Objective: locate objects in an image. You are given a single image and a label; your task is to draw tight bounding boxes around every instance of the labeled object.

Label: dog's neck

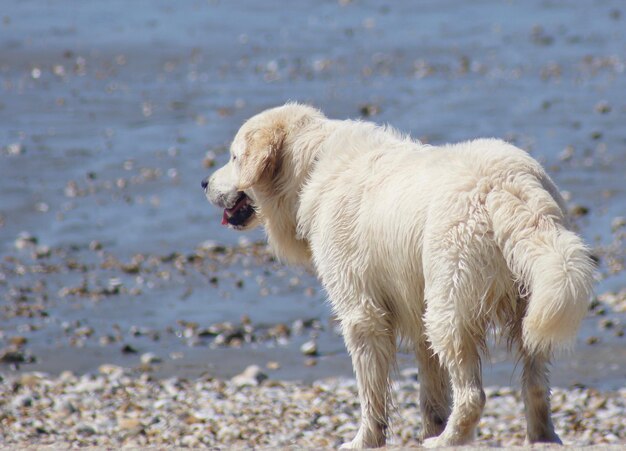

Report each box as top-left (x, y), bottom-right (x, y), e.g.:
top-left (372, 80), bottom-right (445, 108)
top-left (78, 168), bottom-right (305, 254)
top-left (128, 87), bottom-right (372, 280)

top-left (253, 121), bottom-right (335, 268)
top-left (256, 190), bottom-right (313, 267)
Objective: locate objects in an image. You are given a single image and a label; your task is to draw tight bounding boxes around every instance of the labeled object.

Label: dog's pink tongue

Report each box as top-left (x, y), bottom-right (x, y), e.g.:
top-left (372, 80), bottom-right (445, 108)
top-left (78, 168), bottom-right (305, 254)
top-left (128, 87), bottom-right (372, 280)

top-left (222, 210), bottom-right (229, 225)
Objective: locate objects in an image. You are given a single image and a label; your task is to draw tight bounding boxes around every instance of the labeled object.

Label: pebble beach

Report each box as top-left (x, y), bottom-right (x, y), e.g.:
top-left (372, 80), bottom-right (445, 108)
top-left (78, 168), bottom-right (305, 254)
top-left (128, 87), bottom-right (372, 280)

top-left (1, 367), bottom-right (624, 448)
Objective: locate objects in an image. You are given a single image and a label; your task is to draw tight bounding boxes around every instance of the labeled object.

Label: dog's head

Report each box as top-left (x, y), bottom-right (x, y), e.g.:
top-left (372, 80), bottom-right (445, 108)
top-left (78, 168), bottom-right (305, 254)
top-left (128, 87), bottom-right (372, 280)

top-left (202, 103), bottom-right (323, 233)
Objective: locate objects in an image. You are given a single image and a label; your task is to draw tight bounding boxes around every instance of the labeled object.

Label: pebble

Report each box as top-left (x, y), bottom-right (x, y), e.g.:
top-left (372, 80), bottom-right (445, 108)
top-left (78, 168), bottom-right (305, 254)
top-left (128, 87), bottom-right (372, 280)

top-left (140, 352), bottom-right (162, 365)
top-left (121, 344), bottom-right (138, 354)
top-left (359, 103), bottom-right (380, 117)
top-left (89, 240), bottom-right (103, 251)
top-left (570, 204), bottom-right (590, 217)
top-left (118, 417), bottom-right (142, 431)
top-left (6, 142), bottom-right (25, 154)
top-left (266, 361), bottom-right (281, 370)
top-left (300, 340), bottom-right (318, 356)
top-left (18, 372), bottom-right (44, 388)
top-left (9, 336), bottom-right (28, 347)
top-left (594, 100), bottom-right (612, 114)
top-left (0, 349), bottom-right (28, 364)
top-left (231, 365), bottom-right (268, 387)
top-left (98, 364), bottom-right (124, 377)
top-left (304, 357), bottom-right (318, 367)
top-left (33, 245), bottom-right (51, 259)
top-left (75, 423), bottom-right (97, 436)
top-left (14, 232), bottom-right (38, 249)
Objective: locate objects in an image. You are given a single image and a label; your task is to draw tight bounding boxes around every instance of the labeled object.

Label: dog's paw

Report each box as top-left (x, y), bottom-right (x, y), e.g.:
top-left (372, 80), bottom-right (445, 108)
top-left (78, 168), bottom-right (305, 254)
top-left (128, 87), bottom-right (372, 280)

top-left (526, 431), bottom-right (563, 445)
top-left (339, 439), bottom-right (359, 449)
top-left (339, 435), bottom-right (384, 449)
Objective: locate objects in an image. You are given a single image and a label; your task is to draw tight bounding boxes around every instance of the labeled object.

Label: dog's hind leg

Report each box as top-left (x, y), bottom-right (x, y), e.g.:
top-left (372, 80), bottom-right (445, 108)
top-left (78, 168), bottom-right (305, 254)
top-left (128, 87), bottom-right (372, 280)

top-left (416, 346), bottom-right (451, 439)
top-left (339, 311), bottom-right (396, 449)
top-left (421, 215), bottom-right (494, 447)
top-left (521, 350), bottom-right (562, 444)
top-left (421, 337), bottom-right (485, 448)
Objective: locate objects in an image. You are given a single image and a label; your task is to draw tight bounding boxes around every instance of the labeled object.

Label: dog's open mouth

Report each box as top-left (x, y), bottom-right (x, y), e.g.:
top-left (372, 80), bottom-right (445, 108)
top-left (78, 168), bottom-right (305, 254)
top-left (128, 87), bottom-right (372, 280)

top-left (222, 192), bottom-right (255, 228)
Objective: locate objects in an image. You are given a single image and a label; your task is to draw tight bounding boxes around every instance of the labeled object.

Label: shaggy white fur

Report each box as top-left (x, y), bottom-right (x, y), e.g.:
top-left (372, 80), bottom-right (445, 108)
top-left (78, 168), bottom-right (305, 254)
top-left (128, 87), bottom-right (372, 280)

top-left (204, 103), bottom-right (595, 448)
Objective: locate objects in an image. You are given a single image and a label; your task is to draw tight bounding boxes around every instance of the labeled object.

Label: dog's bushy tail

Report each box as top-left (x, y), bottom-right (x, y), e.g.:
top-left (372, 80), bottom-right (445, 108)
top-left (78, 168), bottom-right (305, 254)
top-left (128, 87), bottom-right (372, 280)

top-left (486, 174), bottom-right (594, 354)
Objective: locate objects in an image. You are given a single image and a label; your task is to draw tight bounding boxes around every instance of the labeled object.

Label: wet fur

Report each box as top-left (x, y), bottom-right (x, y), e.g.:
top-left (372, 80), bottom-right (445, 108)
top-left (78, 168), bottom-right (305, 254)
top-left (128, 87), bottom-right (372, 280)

top-left (205, 103), bottom-right (594, 448)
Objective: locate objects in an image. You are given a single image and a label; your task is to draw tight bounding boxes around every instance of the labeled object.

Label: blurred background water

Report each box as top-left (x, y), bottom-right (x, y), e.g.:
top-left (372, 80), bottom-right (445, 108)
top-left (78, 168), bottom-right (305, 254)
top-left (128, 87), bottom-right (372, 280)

top-left (1, 0), bottom-right (624, 388)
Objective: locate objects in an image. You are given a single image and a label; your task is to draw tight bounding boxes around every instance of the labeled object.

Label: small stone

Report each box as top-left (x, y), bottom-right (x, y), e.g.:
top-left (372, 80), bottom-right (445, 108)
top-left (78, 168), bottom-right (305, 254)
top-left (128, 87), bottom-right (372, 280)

top-left (12, 394), bottom-right (33, 408)
top-left (599, 319), bottom-right (615, 330)
top-left (304, 357), bottom-right (318, 367)
top-left (89, 240), bottom-right (103, 251)
top-left (64, 180), bottom-right (80, 198)
top-left (0, 349), bottom-right (26, 363)
top-left (14, 232), bottom-right (37, 249)
top-left (59, 370), bottom-right (76, 382)
top-left (300, 340), bottom-right (318, 356)
top-left (9, 336), bottom-right (28, 348)
top-left (586, 336), bottom-right (600, 345)
top-left (170, 351), bottom-right (184, 360)
top-left (594, 101), bottom-right (612, 114)
top-left (182, 413), bottom-right (201, 425)
top-left (5, 143), bottom-right (24, 155)
top-left (359, 103), bottom-right (380, 117)
top-left (75, 326), bottom-right (94, 337)
top-left (559, 146), bottom-right (574, 162)
top-left (181, 435), bottom-right (200, 447)
top-left (121, 262), bottom-right (141, 274)
top-left (203, 156), bottom-right (216, 168)
top-left (99, 335), bottom-right (116, 346)
top-left (231, 365), bottom-right (268, 387)
top-left (33, 245), bottom-right (51, 258)
top-left (570, 205), bottom-right (590, 218)
top-left (268, 323), bottom-right (291, 338)
top-left (99, 364), bottom-right (124, 377)
top-left (75, 423), bottom-right (97, 436)
top-left (121, 344), bottom-right (138, 354)
top-left (55, 400), bottom-right (77, 416)
top-left (197, 240), bottom-right (226, 253)
top-left (266, 361), bottom-right (281, 370)
top-left (118, 417), bottom-right (142, 431)
top-left (140, 352), bottom-right (162, 365)
top-left (35, 202), bottom-right (49, 212)
top-left (19, 373), bottom-right (43, 388)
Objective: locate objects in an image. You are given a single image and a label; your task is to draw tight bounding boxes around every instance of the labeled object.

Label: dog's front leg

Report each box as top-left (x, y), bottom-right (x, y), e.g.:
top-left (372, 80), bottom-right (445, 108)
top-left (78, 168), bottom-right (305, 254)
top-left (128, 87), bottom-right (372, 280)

top-left (339, 318), bottom-right (396, 449)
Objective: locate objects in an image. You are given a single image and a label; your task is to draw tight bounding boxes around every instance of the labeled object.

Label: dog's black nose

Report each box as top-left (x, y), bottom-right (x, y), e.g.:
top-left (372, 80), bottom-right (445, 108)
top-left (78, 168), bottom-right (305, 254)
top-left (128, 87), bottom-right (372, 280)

top-left (201, 177), bottom-right (209, 190)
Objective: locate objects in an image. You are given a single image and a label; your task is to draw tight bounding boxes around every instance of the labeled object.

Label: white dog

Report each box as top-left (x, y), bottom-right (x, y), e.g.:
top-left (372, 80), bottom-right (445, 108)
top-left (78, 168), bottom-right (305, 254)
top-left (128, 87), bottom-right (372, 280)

top-left (202, 104), bottom-right (594, 448)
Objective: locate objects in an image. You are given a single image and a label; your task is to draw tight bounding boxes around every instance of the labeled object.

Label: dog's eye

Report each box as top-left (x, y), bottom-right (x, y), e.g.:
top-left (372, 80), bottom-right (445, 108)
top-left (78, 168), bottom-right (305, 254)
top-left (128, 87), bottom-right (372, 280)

top-left (231, 155), bottom-right (237, 161)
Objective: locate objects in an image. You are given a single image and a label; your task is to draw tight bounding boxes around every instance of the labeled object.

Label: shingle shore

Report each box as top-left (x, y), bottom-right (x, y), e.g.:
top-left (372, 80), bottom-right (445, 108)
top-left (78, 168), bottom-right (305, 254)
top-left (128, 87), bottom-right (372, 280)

top-left (1, 366), bottom-right (623, 448)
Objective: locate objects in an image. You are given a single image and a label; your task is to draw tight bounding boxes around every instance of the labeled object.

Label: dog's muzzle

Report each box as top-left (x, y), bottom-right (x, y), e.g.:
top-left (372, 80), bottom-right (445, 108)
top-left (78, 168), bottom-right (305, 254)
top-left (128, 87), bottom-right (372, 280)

top-left (202, 176), bottom-right (256, 229)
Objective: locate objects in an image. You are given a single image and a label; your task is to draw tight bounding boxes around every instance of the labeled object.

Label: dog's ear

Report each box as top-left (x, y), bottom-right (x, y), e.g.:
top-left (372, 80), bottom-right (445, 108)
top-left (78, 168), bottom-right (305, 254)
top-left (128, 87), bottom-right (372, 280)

top-left (238, 124), bottom-right (285, 190)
